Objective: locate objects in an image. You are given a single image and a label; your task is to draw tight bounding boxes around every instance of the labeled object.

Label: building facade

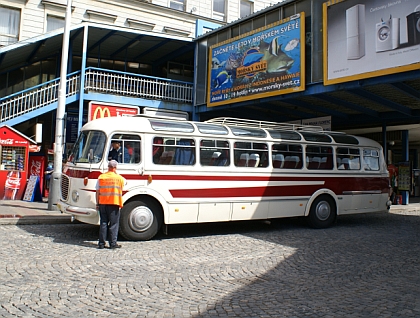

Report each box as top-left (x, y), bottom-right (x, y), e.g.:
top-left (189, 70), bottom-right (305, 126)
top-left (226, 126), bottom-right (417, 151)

top-left (1, 0), bottom-right (275, 47)
top-left (1, 0), bottom-right (420, 205)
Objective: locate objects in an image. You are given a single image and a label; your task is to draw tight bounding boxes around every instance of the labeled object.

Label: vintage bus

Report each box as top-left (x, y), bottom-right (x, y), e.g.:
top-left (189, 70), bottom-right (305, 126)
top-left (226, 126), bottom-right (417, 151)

top-left (57, 115), bottom-right (391, 241)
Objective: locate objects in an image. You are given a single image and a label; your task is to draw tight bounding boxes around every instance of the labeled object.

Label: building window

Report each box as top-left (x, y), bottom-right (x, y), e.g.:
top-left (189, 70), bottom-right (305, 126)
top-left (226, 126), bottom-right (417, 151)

top-left (170, 0), bottom-right (185, 11)
top-left (0, 7), bottom-right (20, 46)
top-left (46, 15), bottom-right (65, 32)
top-left (213, 0), bottom-right (226, 21)
top-left (240, 0), bottom-right (253, 18)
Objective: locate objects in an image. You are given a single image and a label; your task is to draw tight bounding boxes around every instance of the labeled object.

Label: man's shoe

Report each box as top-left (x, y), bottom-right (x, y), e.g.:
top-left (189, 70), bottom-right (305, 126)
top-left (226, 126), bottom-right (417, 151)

top-left (98, 245), bottom-right (105, 249)
top-left (110, 244), bottom-right (122, 249)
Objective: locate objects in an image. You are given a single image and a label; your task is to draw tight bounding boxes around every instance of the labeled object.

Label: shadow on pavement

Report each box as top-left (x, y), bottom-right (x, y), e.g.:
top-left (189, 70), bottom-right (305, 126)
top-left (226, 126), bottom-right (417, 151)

top-left (17, 223), bottom-right (100, 248)
top-left (187, 211), bottom-right (420, 317)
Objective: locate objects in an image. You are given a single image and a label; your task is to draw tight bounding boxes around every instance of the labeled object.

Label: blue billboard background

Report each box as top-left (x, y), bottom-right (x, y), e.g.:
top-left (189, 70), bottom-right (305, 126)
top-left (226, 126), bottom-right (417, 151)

top-left (208, 14), bottom-right (304, 107)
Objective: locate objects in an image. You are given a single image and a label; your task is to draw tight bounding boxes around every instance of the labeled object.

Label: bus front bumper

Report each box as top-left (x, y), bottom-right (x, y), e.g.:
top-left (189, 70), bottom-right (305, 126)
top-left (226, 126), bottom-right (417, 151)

top-left (57, 201), bottom-right (97, 217)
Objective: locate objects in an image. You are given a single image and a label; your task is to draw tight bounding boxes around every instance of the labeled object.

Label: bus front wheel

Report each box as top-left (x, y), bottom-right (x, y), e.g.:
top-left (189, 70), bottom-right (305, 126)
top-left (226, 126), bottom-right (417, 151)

top-left (119, 200), bottom-right (162, 241)
top-left (308, 195), bottom-right (336, 229)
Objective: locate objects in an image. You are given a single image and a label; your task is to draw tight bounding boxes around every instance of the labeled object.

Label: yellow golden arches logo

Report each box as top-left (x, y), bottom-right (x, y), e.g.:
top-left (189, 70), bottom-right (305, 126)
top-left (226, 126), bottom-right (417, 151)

top-left (92, 107), bottom-right (111, 120)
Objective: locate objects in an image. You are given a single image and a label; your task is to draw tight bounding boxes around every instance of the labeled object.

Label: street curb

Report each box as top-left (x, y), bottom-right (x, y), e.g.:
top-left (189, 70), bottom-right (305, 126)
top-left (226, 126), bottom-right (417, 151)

top-left (0, 216), bottom-right (73, 225)
top-left (390, 206), bottom-right (420, 214)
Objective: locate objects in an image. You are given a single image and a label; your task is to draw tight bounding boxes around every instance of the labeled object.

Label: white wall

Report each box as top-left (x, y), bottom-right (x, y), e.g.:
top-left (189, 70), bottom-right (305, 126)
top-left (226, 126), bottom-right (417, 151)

top-left (1, 0), bottom-right (276, 44)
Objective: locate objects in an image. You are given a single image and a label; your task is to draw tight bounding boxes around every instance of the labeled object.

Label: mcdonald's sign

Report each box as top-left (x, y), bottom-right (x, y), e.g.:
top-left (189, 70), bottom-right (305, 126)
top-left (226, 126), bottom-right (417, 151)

top-left (88, 102), bottom-right (139, 122)
top-left (92, 106), bottom-right (111, 120)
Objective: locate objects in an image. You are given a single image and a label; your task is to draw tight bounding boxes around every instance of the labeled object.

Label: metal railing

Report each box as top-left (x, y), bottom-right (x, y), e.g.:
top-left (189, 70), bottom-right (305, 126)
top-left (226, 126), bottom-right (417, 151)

top-left (0, 67), bottom-right (193, 124)
top-left (0, 71), bottom-right (80, 123)
top-left (84, 68), bottom-right (193, 103)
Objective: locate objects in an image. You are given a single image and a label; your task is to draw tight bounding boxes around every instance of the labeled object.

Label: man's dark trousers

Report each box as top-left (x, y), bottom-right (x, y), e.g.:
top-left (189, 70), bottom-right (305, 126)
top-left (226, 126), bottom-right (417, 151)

top-left (99, 204), bottom-right (120, 247)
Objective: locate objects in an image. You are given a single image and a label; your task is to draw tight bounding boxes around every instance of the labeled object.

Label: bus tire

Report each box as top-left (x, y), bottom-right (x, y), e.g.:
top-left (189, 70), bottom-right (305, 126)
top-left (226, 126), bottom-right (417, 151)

top-left (119, 200), bottom-right (162, 241)
top-left (308, 195), bottom-right (336, 229)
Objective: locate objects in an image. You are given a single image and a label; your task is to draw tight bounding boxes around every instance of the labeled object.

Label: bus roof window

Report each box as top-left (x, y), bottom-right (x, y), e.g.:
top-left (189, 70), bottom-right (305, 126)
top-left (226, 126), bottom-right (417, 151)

top-left (149, 119), bottom-right (194, 133)
top-left (329, 134), bottom-right (359, 145)
top-left (230, 127), bottom-right (266, 138)
top-left (268, 130), bottom-right (301, 141)
top-left (196, 123), bottom-right (228, 135)
top-left (301, 132), bottom-right (332, 143)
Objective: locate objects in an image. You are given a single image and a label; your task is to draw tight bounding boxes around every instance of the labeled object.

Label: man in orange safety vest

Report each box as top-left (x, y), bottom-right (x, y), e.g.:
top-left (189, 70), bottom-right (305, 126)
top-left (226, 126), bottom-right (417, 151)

top-left (96, 159), bottom-right (126, 249)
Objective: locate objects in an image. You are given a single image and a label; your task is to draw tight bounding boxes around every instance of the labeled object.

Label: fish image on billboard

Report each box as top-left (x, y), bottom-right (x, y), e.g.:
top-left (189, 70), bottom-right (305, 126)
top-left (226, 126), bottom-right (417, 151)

top-left (284, 38), bottom-right (300, 51)
top-left (213, 71), bottom-right (232, 88)
top-left (259, 37), bottom-right (294, 74)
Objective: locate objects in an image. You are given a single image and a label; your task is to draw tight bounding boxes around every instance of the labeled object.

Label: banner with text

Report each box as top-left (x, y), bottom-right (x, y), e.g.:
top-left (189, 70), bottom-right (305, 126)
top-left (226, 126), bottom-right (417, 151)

top-left (207, 13), bottom-right (305, 107)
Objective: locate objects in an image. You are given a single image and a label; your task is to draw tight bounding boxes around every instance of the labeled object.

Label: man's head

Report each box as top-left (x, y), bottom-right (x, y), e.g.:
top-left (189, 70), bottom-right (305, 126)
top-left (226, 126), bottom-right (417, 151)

top-left (111, 140), bottom-right (121, 150)
top-left (108, 160), bottom-right (118, 171)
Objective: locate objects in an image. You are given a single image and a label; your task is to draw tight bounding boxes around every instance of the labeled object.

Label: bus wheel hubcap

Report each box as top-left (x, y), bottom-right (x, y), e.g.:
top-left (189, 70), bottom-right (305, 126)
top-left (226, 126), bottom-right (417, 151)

top-left (129, 206), bottom-right (154, 232)
top-left (316, 202), bottom-right (330, 221)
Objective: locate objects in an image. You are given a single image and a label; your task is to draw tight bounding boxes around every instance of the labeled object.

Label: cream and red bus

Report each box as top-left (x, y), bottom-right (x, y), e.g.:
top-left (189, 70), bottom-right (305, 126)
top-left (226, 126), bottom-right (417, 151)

top-left (57, 115), bottom-right (391, 241)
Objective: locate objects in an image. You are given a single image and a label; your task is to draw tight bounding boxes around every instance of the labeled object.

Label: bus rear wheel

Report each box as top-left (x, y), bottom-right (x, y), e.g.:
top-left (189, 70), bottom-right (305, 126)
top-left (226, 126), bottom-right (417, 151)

top-left (308, 195), bottom-right (336, 229)
top-left (119, 200), bottom-right (162, 241)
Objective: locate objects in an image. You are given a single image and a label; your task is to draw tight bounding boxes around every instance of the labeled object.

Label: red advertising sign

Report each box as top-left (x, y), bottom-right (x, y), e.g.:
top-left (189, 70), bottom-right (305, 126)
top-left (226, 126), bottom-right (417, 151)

top-left (0, 138), bottom-right (28, 146)
top-left (29, 155), bottom-right (46, 196)
top-left (88, 102), bottom-right (139, 122)
top-left (0, 126), bottom-right (35, 200)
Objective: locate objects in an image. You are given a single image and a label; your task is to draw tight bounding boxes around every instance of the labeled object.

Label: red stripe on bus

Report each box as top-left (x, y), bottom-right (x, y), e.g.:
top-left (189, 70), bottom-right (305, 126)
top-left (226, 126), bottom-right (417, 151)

top-left (169, 178), bottom-right (389, 198)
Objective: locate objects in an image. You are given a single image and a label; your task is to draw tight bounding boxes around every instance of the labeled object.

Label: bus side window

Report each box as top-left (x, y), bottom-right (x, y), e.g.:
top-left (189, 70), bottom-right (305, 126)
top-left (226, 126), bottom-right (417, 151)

top-left (129, 143), bottom-right (141, 164)
top-left (109, 134), bottom-right (140, 164)
top-left (363, 149), bottom-right (380, 171)
top-left (234, 141), bottom-right (251, 167)
top-left (199, 139), bottom-right (215, 166)
top-left (337, 147), bottom-right (360, 170)
top-left (253, 143), bottom-right (268, 167)
top-left (306, 146), bottom-right (333, 170)
top-left (282, 144), bottom-right (303, 169)
top-left (272, 143), bottom-right (286, 169)
top-left (173, 138), bottom-right (195, 165)
top-left (153, 137), bottom-right (164, 164)
top-left (216, 149), bottom-right (229, 166)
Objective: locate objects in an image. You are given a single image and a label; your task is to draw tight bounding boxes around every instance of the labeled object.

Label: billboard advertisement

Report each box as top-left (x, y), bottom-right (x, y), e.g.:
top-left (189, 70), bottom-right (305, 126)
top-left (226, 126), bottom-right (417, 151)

top-left (207, 13), bottom-right (305, 107)
top-left (324, 0), bottom-right (420, 85)
top-left (88, 102), bottom-right (139, 122)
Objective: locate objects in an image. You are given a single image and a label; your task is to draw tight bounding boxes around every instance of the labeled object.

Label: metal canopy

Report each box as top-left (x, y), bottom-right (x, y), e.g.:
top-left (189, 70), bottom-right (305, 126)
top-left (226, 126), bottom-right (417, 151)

top-left (197, 69), bottom-right (420, 143)
top-left (0, 23), bottom-right (195, 73)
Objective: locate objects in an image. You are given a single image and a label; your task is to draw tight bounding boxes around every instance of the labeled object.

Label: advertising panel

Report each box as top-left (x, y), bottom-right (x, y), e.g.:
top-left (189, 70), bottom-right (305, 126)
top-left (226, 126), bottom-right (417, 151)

top-left (324, 0), bottom-right (420, 85)
top-left (28, 155), bottom-right (45, 199)
top-left (207, 13), bottom-right (305, 107)
top-left (0, 126), bottom-right (35, 200)
top-left (88, 102), bottom-right (139, 122)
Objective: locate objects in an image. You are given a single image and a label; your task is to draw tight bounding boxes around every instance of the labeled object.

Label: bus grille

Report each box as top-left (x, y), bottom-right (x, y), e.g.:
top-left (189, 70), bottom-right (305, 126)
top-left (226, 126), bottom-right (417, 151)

top-left (61, 174), bottom-right (70, 201)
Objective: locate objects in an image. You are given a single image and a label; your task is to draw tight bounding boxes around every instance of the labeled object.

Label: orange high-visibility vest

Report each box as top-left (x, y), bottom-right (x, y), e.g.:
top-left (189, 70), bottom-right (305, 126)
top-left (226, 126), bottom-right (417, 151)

top-left (98, 171), bottom-right (125, 207)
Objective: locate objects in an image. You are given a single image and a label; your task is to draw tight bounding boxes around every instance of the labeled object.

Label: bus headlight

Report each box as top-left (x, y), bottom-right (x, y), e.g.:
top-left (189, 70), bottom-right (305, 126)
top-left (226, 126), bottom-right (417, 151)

top-left (72, 190), bottom-right (79, 202)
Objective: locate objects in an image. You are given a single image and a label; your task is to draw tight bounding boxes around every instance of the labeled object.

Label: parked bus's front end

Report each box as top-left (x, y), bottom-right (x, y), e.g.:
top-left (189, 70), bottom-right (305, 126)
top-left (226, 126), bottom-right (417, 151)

top-left (57, 128), bottom-right (108, 225)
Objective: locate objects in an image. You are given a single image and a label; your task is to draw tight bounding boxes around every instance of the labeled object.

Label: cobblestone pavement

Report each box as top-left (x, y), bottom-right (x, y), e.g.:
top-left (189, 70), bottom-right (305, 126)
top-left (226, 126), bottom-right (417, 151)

top-left (0, 210), bottom-right (419, 318)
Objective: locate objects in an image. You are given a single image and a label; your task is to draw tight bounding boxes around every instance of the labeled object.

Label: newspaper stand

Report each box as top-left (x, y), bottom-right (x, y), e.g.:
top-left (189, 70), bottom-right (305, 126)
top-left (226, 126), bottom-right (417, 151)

top-left (0, 125), bottom-right (37, 200)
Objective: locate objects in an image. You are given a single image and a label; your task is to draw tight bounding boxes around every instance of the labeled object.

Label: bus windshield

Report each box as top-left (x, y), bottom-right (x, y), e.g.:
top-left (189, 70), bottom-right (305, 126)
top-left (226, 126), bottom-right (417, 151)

top-left (72, 130), bottom-right (106, 164)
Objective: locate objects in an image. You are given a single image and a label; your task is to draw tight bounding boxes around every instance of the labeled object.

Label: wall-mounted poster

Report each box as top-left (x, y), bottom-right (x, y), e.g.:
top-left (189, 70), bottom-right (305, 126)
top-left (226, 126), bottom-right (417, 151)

top-left (398, 161), bottom-right (411, 191)
top-left (323, 0), bottom-right (420, 85)
top-left (207, 13), bottom-right (305, 107)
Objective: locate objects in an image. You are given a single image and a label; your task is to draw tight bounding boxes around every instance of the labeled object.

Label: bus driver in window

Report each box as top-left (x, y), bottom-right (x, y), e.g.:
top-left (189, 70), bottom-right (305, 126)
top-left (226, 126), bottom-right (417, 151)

top-left (108, 140), bottom-right (130, 163)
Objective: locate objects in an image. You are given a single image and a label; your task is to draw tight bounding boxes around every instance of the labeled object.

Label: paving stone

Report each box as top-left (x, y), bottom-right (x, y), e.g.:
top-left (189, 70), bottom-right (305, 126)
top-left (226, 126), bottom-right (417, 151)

top-left (0, 211), bottom-right (419, 317)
